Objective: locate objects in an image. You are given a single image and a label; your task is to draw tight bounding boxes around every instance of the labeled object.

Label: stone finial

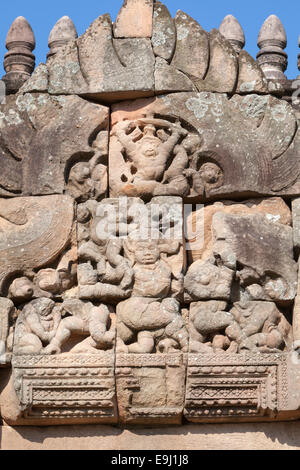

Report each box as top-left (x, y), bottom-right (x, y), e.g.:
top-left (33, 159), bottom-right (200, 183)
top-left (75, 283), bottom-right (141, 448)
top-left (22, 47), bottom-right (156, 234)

top-left (219, 15), bottom-right (245, 53)
top-left (47, 16), bottom-right (78, 59)
top-left (256, 15), bottom-right (287, 81)
top-left (3, 16), bottom-right (36, 93)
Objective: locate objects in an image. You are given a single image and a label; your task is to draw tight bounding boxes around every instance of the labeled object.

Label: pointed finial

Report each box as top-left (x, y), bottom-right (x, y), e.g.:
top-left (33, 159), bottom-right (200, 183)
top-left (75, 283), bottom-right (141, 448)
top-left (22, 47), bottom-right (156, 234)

top-left (3, 16), bottom-right (36, 93)
top-left (219, 15), bottom-right (245, 53)
top-left (47, 16), bottom-right (78, 59)
top-left (256, 15), bottom-right (287, 81)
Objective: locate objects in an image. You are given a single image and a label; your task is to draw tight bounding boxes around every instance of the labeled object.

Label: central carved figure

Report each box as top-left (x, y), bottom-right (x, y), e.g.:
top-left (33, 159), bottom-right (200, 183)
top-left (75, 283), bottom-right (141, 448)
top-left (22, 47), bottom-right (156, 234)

top-left (111, 117), bottom-right (198, 198)
top-left (116, 235), bottom-right (188, 354)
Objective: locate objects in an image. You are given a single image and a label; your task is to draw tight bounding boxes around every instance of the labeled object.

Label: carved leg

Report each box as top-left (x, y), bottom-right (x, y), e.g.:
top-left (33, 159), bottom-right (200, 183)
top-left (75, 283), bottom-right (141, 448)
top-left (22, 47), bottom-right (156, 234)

top-left (79, 283), bottom-right (129, 301)
top-left (14, 333), bottom-right (43, 355)
top-left (117, 320), bottom-right (135, 353)
top-left (43, 317), bottom-right (86, 354)
top-left (165, 315), bottom-right (189, 352)
top-left (89, 306), bottom-right (115, 349)
top-left (128, 331), bottom-right (155, 354)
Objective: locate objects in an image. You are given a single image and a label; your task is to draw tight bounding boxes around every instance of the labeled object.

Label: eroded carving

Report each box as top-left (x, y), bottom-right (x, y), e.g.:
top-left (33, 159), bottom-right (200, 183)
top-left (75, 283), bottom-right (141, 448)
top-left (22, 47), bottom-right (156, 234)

top-left (1, 0), bottom-right (300, 429)
top-left (189, 301), bottom-right (292, 354)
top-left (110, 117), bottom-right (198, 199)
top-left (0, 297), bottom-right (15, 365)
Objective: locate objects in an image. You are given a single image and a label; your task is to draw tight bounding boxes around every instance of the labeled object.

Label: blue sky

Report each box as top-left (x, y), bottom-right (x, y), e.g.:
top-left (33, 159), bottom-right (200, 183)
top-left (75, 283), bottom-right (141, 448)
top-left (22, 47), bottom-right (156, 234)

top-left (0, 0), bottom-right (299, 78)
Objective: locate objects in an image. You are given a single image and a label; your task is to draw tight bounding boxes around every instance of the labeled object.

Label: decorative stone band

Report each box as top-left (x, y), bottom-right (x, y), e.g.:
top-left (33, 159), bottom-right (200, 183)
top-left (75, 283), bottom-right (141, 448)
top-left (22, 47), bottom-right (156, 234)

top-left (12, 353), bottom-right (117, 425)
top-left (185, 353), bottom-right (289, 422)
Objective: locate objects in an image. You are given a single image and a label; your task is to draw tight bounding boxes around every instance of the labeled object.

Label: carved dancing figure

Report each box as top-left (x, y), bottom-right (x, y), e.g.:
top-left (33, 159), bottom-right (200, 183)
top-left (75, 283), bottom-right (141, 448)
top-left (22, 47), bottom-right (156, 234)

top-left (113, 118), bottom-right (190, 197)
top-left (116, 236), bottom-right (188, 353)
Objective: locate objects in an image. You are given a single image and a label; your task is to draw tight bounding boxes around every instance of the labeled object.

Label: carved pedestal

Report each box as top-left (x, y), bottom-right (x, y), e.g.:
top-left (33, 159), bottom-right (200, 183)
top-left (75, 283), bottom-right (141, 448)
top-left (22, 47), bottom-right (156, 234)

top-left (12, 353), bottom-right (117, 425)
top-left (184, 353), bottom-right (288, 422)
top-left (116, 353), bottom-right (186, 425)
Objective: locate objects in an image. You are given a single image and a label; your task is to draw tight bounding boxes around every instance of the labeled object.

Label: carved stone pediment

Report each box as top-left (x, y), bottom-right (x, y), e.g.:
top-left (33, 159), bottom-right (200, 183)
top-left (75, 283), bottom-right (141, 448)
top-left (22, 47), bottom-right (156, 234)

top-left (2, 0), bottom-right (300, 432)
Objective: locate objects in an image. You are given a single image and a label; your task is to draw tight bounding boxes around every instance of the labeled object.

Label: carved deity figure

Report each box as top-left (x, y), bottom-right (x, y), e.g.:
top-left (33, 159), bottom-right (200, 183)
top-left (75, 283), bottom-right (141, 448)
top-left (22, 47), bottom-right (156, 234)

top-left (77, 200), bottom-right (135, 302)
top-left (43, 299), bottom-right (115, 355)
top-left (112, 117), bottom-right (202, 198)
top-left (67, 130), bottom-right (108, 202)
top-left (14, 297), bottom-right (115, 355)
top-left (7, 247), bottom-right (77, 304)
top-left (185, 161), bottom-right (224, 196)
top-left (14, 298), bottom-right (61, 355)
top-left (189, 300), bottom-right (292, 353)
top-left (226, 301), bottom-right (292, 352)
top-left (116, 235), bottom-right (188, 354)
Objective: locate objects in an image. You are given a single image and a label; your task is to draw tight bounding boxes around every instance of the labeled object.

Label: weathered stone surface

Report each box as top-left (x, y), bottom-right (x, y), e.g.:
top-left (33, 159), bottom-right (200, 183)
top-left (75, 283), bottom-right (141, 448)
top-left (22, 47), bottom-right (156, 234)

top-left (0, 94), bottom-right (34, 196)
top-left (116, 353), bottom-right (186, 425)
top-left (19, 63), bottom-right (49, 93)
top-left (199, 29), bottom-right (238, 93)
top-left (113, 0), bottom-right (153, 38)
top-left (189, 301), bottom-right (292, 354)
top-left (18, 7), bottom-right (271, 99)
top-left (2, 0), bottom-right (300, 433)
top-left (110, 94), bottom-right (300, 199)
top-left (113, 38), bottom-right (155, 94)
top-left (76, 196), bottom-right (188, 354)
top-left (152, 2), bottom-right (176, 62)
top-left (0, 298), bottom-right (15, 365)
top-left (109, 107), bottom-right (195, 198)
top-left (186, 198), bottom-right (292, 264)
top-left (46, 14), bottom-right (155, 100)
top-left (292, 198), bottom-right (300, 253)
top-left (185, 353), bottom-right (291, 422)
top-left (236, 50), bottom-right (268, 94)
top-left (185, 259), bottom-right (234, 302)
top-left (0, 93), bottom-right (109, 196)
top-left (47, 39), bottom-right (86, 95)
top-left (257, 15), bottom-right (288, 82)
top-left (171, 11), bottom-right (209, 82)
top-left (293, 258), bottom-right (300, 345)
top-left (212, 212), bottom-right (298, 304)
top-left (13, 299), bottom-right (115, 356)
top-left (7, 353), bottom-right (118, 425)
top-left (155, 57), bottom-right (196, 93)
top-left (0, 196), bottom-right (75, 295)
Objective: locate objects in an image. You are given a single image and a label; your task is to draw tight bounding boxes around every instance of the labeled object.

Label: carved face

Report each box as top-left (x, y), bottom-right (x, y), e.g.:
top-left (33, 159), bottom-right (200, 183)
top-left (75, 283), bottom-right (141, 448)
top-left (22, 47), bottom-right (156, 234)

top-left (9, 277), bottom-right (34, 302)
top-left (133, 240), bottom-right (161, 265)
top-left (35, 269), bottom-right (61, 294)
top-left (183, 134), bottom-right (202, 154)
top-left (69, 163), bottom-right (91, 184)
top-left (140, 138), bottom-right (159, 158)
top-left (199, 163), bottom-right (222, 185)
top-left (36, 298), bottom-right (55, 317)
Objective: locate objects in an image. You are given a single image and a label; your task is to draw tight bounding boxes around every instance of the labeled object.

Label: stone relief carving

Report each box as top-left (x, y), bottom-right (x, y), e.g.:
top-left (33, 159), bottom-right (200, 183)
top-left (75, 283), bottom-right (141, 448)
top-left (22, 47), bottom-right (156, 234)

top-left (1, 0), bottom-right (300, 427)
top-left (13, 298), bottom-right (115, 356)
top-left (0, 298), bottom-right (15, 365)
top-left (110, 116), bottom-right (196, 198)
top-left (189, 301), bottom-right (292, 354)
top-left (110, 93), bottom-right (300, 200)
